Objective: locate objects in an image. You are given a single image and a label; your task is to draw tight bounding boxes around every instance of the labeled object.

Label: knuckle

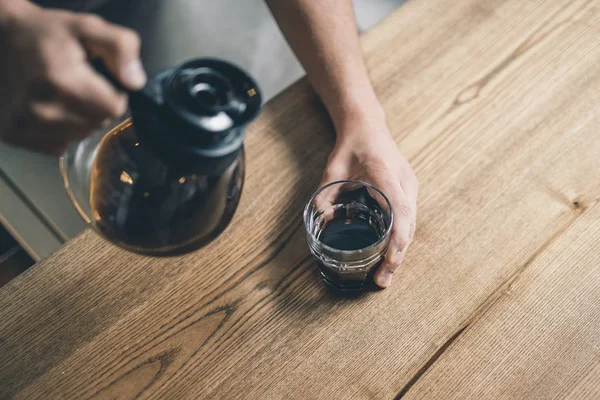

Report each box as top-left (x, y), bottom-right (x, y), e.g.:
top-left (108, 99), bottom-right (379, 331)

top-left (383, 263), bottom-right (397, 274)
top-left (395, 204), bottom-right (413, 217)
top-left (323, 164), bottom-right (346, 181)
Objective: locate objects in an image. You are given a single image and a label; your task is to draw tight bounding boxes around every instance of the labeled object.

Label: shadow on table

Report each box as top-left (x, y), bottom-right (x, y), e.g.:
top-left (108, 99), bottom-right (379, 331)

top-left (251, 82), bottom-right (385, 314)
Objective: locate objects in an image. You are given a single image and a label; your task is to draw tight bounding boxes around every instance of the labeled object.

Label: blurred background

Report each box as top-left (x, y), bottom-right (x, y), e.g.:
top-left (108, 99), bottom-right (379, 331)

top-left (0, 0), bottom-right (405, 283)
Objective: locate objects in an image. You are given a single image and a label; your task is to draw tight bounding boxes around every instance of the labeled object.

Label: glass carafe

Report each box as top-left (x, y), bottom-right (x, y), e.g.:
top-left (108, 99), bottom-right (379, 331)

top-left (60, 59), bottom-right (262, 256)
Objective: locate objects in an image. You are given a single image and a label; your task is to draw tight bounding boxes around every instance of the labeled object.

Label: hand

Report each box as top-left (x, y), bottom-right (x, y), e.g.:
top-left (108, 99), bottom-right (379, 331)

top-left (320, 115), bottom-right (418, 288)
top-left (0, 0), bottom-right (146, 154)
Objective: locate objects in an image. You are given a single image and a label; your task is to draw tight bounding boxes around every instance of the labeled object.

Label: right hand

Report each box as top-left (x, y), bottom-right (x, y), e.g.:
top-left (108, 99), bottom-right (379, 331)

top-left (319, 112), bottom-right (418, 289)
top-left (0, 0), bottom-right (146, 154)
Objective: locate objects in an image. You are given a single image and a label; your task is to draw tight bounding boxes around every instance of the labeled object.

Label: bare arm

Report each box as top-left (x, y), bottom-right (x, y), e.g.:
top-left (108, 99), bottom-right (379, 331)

top-left (267, 0), bottom-right (418, 288)
top-left (265, 0), bottom-right (383, 132)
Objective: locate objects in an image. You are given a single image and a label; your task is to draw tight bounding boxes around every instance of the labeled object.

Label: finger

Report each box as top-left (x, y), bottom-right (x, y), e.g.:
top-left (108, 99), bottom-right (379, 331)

top-left (374, 183), bottom-right (413, 288)
top-left (374, 246), bottom-right (407, 288)
top-left (313, 166), bottom-right (346, 221)
top-left (71, 14), bottom-right (146, 90)
top-left (54, 64), bottom-right (128, 120)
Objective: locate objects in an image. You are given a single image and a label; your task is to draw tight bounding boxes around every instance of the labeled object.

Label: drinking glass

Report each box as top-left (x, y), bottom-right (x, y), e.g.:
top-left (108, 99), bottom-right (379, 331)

top-left (303, 180), bottom-right (393, 294)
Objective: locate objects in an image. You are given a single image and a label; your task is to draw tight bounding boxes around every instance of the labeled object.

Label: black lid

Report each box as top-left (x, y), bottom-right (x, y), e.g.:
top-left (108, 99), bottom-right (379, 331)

top-left (129, 58), bottom-right (262, 163)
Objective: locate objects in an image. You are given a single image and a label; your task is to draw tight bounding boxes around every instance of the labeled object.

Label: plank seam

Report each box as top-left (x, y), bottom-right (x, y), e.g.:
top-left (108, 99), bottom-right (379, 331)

top-left (394, 200), bottom-right (596, 399)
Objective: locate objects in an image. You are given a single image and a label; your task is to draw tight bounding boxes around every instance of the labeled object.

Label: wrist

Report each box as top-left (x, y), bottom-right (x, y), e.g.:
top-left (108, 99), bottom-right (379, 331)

top-left (330, 96), bottom-right (388, 142)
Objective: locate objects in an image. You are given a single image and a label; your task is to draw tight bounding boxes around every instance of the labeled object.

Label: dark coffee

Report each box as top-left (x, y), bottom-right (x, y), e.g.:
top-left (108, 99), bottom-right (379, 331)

top-left (319, 217), bottom-right (381, 251)
top-left (315, 189), bottom-right (387, 293)
top-left (89, 123), bottom-right (244, 256)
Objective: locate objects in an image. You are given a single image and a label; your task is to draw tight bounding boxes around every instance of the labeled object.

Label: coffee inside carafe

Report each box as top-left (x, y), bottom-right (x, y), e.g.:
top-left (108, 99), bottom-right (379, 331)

top-left (89, 120), bottom-right (245, 255)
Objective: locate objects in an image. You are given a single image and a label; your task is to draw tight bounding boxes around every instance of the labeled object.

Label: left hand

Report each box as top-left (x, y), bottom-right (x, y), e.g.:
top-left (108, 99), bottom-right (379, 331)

top-left (0, 2), bottom-right (146, 154)
top-left (320, 116), bottom-right (418, 288)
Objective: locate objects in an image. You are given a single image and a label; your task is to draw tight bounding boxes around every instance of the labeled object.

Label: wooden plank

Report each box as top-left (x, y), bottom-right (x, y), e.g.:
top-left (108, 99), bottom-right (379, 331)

top-left (565, 364), bottom-right (600, 400)
top-left (403, 203), bottom-right (600, 399)
top-left (401, 110), bottom-right (600, 399)
top-left (1, 0), bottom-right (599, 398)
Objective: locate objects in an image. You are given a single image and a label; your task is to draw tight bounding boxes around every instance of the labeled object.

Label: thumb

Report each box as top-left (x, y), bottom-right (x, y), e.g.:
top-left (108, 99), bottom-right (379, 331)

top-left (71, 14), bottom-right (147, 90)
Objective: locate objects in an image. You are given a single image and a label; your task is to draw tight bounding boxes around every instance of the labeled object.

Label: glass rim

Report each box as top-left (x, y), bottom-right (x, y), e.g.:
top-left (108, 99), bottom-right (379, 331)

top-left (303, 179), bottom-right (394, 255)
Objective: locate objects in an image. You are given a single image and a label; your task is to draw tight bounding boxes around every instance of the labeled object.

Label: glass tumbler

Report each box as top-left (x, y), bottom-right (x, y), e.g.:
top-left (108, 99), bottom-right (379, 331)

top-left (303, 180), bottom-right (393, 294)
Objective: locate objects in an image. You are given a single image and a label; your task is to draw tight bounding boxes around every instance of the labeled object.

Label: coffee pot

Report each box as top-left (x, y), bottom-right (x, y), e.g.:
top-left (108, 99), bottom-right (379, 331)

top-left (60, 58), bottom-right (262, 256)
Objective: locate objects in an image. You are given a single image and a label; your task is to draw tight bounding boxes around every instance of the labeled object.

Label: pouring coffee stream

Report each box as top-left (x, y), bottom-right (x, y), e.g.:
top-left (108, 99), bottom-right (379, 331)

top-left (60, 58), bottom-right (262, 256)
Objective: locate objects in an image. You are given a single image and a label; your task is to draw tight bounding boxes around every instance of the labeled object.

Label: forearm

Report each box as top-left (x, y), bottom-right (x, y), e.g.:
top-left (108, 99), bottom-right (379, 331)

top-left (266, 0), bottom-right (384, 134)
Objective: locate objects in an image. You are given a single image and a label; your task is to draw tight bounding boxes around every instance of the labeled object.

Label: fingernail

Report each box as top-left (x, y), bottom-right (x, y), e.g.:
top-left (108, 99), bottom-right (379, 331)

top-left (122, 60), bottom-right (147, 89)
top-left (375, 266), bottom-right (394, 288)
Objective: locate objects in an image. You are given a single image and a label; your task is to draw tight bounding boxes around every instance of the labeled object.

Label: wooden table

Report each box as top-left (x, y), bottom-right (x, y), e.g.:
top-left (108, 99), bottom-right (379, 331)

top-left (2, 0), bottom-right (600, 398)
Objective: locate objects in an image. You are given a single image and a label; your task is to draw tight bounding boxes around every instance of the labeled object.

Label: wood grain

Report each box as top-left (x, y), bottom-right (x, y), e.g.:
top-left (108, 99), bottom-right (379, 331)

top-left (404, 199), bottom-right (600, 399)
top-left (402, 112), bottom-right (600, 399)
top-left (1, 0), bottom-right (600, 398)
